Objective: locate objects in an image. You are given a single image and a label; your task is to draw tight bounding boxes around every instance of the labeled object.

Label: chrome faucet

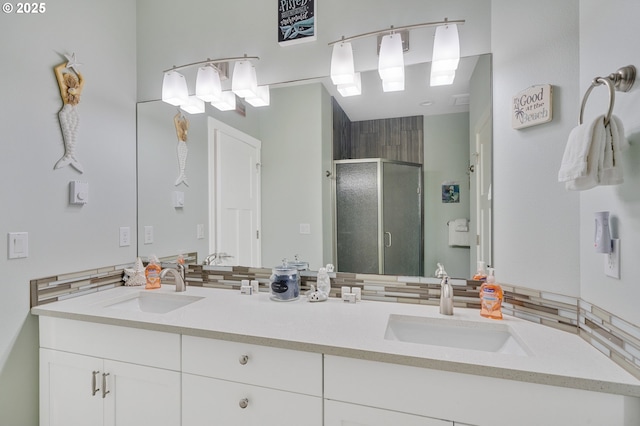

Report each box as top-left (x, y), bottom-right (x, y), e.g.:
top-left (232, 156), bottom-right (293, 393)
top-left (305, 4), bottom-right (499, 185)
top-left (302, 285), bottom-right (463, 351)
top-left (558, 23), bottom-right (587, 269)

top-left (160, 263), bottom-right (186, 292)
top-left (203, 252), bottom-right (233, 265)
top-left (439, 275), bottom-right (454, 316)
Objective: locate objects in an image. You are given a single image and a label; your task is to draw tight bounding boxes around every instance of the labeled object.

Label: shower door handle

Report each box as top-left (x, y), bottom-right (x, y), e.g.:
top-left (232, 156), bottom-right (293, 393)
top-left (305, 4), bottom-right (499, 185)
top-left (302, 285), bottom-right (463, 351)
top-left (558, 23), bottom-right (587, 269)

top-left (384, 232), bottom-right (392, 248)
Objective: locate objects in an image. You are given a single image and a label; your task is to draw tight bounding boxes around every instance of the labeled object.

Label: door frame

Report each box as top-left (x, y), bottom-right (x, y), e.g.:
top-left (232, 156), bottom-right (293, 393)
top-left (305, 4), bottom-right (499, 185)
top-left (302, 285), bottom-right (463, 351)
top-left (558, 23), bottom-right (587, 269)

top-left (207, 117), bottom-right (262, 267)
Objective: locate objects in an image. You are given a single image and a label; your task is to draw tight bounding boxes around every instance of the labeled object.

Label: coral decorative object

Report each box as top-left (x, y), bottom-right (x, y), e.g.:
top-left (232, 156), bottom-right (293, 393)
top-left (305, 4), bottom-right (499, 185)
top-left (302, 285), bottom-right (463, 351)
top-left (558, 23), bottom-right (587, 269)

top-left (174, 112), bottom-right (189, 186)
top-left (124, 257), bottom-right (146, 286)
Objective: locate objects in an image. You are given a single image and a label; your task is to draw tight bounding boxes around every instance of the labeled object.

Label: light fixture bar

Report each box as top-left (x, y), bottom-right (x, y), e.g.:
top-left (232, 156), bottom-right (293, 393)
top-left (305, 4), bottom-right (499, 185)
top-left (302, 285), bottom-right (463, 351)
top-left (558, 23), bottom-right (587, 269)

top-left (162, 55), bottom-right (259, 74)
top-left (327, 18), bottom-right (465, 46)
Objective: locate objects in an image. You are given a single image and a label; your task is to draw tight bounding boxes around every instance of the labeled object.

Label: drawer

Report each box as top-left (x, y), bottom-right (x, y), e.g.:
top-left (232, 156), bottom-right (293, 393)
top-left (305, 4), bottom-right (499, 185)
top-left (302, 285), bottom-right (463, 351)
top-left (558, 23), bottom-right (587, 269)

top-left (182, 373), bottom-right (322, 426)
top-left (325, 400), bottom-right (452, 426)
top-left (38, 316), bottom-right (180, 370)
top-left (182, 335), bottom-right (322, 396)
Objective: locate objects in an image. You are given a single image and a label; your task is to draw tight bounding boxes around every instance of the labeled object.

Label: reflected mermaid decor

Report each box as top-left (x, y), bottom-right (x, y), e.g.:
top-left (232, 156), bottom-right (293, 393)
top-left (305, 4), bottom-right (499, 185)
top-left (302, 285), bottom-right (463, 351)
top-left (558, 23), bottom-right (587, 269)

top-left (173, 112), bottom-right (189, 186)
top-left (54, 53), bottom-right (84, 173)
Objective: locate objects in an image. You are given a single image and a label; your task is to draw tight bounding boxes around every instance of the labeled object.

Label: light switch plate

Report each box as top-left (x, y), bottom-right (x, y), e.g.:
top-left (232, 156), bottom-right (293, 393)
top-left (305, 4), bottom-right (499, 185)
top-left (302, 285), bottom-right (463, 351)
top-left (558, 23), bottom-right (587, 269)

top-left (605, 239), bottom-right (620, 279)
top-left (8, 232), bottom-right (28, 259)
top-left (299, 223), bottom-right (311, 234)
top-left (119, 227), bottom-right (131, 247)
top-left (197, 224), bottom-right (205, 239)
top-left (144, 226), bottom-right (154, 244)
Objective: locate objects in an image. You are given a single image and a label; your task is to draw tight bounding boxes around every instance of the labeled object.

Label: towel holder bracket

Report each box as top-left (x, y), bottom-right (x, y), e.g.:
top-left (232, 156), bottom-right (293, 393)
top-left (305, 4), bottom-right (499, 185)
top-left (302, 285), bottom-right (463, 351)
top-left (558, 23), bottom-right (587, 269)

top-left (579, 65), bottom-right (636, 126)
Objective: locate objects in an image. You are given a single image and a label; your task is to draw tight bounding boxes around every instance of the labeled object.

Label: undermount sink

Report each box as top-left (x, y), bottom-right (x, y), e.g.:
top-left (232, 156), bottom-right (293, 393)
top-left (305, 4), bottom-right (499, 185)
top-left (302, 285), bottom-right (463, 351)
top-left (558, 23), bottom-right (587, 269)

top-left (384, 314), bottom-right (531, 356)
top-left (104, 292), bottom-right (204, 314)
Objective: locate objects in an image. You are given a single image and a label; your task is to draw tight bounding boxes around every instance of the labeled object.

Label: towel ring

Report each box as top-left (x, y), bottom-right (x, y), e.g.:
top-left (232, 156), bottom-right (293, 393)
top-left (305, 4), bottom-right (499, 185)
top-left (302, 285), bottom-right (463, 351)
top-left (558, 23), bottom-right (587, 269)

top-left (579, 65), bottom-right (636, 126)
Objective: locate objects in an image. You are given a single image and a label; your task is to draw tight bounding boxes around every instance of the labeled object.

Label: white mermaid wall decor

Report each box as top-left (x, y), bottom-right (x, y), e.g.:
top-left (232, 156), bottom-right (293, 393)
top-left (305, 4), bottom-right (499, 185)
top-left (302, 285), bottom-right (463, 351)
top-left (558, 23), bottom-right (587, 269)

top-left (173, 112), bottom-right (189, 186)
top-left (54, 53), bottom-right (85, 173)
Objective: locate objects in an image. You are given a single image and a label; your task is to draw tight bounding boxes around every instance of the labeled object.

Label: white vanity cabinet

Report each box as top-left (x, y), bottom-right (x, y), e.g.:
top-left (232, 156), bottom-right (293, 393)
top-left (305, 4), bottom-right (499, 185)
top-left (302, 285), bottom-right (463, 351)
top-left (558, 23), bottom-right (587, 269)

top-left (325, 400), bottom-right (453, 425)
top-left (182, 335), bottom-right (323, 426)
top-left (325, 355), bottom-right (638, 426)
top-left (38, 317), bottom-right (181, 426)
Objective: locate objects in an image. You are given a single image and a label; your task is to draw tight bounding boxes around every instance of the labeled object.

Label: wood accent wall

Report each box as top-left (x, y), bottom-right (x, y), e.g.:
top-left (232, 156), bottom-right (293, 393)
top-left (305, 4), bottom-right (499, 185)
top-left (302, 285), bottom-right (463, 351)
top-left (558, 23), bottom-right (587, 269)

top-left (332, 98), bottom-right (424, 164)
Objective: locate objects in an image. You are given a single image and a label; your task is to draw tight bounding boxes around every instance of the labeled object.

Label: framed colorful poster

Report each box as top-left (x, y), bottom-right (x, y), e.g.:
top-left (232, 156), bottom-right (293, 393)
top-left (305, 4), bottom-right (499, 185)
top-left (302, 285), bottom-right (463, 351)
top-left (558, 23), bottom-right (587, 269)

top-left (278, 0), bottom-right (317, 46)
top-left (442, 183), bottom-right (460, 203)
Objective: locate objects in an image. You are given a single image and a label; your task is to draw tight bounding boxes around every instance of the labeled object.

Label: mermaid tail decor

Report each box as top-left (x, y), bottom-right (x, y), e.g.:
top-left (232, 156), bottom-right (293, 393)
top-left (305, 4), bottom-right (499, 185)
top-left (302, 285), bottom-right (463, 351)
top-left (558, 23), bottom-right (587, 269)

top-left (55, 103), bottom-right (84, 173)
top-left (175, 140), bottom-right (189, 186)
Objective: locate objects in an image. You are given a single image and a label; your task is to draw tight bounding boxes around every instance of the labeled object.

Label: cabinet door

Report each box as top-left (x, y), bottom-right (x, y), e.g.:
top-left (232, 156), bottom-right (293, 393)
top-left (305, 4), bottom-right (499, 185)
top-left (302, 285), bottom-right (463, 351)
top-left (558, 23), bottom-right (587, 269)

top-left (325, 400), bottom-right (452, 426)
top-left (103, 360), bottom-right (180, 426)
top-left (40, 348), bottom-right (103, 426)
top-left (183, 373), bottom-right (322, 426)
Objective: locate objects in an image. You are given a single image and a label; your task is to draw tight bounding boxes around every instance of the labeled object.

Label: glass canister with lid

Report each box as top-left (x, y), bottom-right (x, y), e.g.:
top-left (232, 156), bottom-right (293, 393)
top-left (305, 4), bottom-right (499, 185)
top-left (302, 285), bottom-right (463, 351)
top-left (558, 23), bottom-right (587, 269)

top-left (269, 262), bottom-right (300, 301)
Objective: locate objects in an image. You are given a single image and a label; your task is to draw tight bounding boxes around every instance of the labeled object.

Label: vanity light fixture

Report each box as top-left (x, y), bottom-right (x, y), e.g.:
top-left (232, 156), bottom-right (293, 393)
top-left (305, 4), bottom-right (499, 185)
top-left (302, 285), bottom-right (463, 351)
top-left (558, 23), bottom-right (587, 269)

top-left (328, 18), bottom-right (464, 95)
top-left (162, 71), bottom-right (189, 106)
top-left (378, 33), bottom-right (405, 92)
top-left (330, 40), bottom-right (355, 85)
top-left (430, 21), bottom-right (460, 86)
top-left (162, 55), bottom-right (266, 113)
top-left (195, 65), bottom-right (222, 102)
top-left (232, 60), bottom-right (259, 99)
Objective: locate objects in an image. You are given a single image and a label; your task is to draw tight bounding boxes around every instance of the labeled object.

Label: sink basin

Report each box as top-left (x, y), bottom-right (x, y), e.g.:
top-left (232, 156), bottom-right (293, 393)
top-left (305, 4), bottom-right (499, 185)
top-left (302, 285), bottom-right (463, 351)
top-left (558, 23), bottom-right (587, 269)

top-left (104, 292), bottom-right (204, 314)
top-left (384, 314), bottom-right (530, 356)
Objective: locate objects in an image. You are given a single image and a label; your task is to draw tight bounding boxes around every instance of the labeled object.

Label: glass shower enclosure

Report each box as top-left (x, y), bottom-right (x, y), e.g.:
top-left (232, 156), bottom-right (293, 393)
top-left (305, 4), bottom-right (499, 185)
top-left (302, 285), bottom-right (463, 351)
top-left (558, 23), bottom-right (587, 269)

top-left (334, 159), bottom-right (423, 276)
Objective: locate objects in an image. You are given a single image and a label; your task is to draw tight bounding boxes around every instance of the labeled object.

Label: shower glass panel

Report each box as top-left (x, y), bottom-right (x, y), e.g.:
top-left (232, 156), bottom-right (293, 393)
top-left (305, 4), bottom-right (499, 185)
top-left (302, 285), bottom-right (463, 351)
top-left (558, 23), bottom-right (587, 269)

top-left (383, 162), bottom-right (422, 276)
top-left (335, 161), bottom-right (379, 274)
top-left (335, 159), bottom-right (423, 275)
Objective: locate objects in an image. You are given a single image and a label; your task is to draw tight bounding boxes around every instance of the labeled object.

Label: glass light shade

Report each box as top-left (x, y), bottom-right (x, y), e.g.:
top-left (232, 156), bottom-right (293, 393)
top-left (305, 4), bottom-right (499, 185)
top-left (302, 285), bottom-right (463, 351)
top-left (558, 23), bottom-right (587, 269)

top-left (180, 96), bottom-right (205, 114)
top-left (432, 24), bottom-right (460, 72)
top-left (382, 76), bottom-right (405, 92)
top-left (232, 61), bottom-right (258, 99)
top-left (337, 72), bottom-right (362, 97)
top-left (196, 66), bottom-right (222, 102)
top-left (211, 91), bottom-right (236, 111)
top-left (430, 69), bottom-right (456, 86)
top-left (246, 85), bottom-right (270, 107)
top-left (330, 42), bottom-right (355, 85)
top-left (162, 71), bottom-right (189, 106)
top-left (378, 33), bottom-right (404, 82)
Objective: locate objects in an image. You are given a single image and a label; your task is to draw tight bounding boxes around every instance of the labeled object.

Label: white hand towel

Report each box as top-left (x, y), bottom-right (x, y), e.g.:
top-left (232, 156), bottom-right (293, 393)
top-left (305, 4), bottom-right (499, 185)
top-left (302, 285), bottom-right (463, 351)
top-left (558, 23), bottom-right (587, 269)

top-left (454, 218), bottom-right (469, 232)
top-left (559, 115), bottom-right (607, 191)
top-left (448, 219), bottom-right (470, 247)
top-left (600, 115), bottom-right (628, 185)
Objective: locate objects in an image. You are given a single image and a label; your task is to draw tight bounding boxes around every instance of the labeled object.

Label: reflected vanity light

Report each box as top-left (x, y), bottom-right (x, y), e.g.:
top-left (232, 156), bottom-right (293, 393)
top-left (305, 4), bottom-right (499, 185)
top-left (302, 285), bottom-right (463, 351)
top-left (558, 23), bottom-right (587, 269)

top-left (211, 91), bottom-right (236, 111)
top-left (246, 85), bottom-right (271, 107)
top-left (337, 72), bottom-right (361, 97)
top-left (379, 33), bottom-right (405, 92)
top-left (180, 95), bottom-right (205, 114)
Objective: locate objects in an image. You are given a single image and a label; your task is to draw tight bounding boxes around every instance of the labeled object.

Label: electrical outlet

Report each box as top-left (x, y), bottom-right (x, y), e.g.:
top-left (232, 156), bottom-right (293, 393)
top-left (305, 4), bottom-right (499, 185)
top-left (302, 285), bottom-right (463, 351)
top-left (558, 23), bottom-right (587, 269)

top-left (119, 227), bottom-right (131, 247)
top-left (605, 239), bottom-right (620, 279)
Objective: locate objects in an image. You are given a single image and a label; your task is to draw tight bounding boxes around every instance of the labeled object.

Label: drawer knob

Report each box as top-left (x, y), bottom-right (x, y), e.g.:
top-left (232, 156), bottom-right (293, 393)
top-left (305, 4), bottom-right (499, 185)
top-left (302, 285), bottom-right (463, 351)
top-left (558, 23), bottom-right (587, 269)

top-left (239, 354), bottom-right (249, 365)
top-left (239, 398), bottom-right (249, 409)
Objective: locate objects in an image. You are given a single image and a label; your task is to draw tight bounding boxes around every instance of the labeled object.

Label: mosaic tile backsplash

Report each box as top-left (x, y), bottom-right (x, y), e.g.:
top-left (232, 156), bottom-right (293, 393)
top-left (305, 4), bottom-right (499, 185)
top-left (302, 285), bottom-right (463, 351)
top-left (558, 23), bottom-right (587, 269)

top-left (30, 262), bottom-right (640, 380)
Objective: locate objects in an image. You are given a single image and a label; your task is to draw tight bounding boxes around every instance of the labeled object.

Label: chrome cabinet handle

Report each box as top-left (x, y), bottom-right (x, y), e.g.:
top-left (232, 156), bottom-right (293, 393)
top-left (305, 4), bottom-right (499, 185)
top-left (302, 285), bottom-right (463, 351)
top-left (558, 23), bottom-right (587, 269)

top-left (384, 231), bottom-right (392, 248)
top-left (239, 398), bottom-right (249, 409)
top-left (92, 371), bottom-right (100, 396)
top-left (238, 355), bottom-right (249, 365)
top-left (102, 373), bottom-right (110, 399)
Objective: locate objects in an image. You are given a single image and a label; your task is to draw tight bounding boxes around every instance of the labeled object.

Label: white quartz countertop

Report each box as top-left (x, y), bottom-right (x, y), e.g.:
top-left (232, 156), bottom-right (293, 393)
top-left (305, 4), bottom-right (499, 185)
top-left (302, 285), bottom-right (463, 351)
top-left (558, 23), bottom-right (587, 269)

top-left (31, 285), bottom-right (640, 397)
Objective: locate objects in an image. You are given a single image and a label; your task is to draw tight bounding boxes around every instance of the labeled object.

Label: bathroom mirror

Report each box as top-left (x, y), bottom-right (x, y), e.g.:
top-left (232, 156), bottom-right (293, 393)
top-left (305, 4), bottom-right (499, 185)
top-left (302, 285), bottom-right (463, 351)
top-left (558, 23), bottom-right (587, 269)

top-left (137, 54), bottom-right (492, 278)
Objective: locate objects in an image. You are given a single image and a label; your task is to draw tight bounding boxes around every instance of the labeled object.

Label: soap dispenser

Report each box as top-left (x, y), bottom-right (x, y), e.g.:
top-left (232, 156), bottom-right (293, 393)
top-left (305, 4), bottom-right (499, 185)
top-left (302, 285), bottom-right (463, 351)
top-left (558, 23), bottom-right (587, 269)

top-left (439, 275), bottom-right (454, 316)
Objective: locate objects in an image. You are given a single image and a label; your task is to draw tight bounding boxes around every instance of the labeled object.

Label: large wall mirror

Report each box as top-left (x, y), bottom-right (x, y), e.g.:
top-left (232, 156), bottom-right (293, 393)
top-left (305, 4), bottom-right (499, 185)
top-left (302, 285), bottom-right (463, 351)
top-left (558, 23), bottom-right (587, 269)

top-left (137, 54), bottom-right (492, 279)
